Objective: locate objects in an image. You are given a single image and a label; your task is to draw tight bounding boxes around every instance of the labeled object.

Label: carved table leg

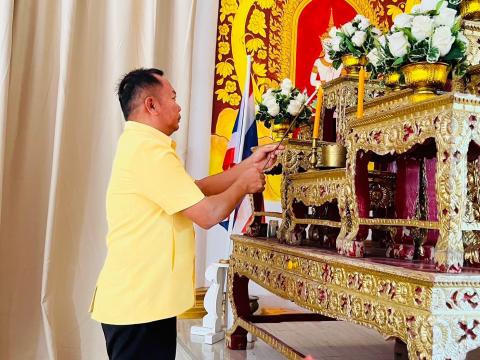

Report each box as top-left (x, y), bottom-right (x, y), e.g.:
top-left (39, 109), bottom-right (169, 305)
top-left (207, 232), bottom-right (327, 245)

top-left (342, 139), bottom-right (364, 257)
top-left (336, 183), bottom-right (349, 253)
top-left (434, 115), bottom-right (469, 272)
top-left (278, 176), bottom-right (291, 243)
top-left (226, 270), bottom-right (251, 350)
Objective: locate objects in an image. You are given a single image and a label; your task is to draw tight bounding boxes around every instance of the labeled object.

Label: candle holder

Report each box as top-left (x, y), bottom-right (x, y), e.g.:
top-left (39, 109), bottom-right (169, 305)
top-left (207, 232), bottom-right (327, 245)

top-left (309, 137), bottom-right (319, 169)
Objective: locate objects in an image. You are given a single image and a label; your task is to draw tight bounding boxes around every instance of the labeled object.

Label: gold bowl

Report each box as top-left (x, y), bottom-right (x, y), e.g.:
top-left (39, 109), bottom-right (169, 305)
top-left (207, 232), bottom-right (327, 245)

top-left (271, 122), bottom-right (290, 142)
top-left (401, 62), bottom-right (450, 101)
top-left (461, 0), bottom-right (480, 20)
top-left (384, 71), bottom-right (402, 90)
top-left (341, 54), bottom-right (368, 76)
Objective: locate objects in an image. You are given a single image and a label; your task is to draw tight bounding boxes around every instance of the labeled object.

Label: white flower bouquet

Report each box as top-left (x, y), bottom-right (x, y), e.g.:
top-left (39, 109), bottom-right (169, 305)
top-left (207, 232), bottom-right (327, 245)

top-left (324, 14), bottom-right (382, 70)
top-left (255, 78), bottom-right (312, 128)
top-left (379, 0), bottom-right (468, 75)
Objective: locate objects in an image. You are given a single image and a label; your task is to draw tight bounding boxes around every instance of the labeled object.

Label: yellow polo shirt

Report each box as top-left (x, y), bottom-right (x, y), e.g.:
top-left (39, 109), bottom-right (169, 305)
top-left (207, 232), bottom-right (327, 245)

top-left (90, 121), bottom-right (205, 325)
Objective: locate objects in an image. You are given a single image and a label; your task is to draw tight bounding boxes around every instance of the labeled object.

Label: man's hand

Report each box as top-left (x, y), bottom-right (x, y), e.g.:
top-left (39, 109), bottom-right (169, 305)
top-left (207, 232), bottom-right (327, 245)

top-left (248, 144), bottom-right (285, 170)
top-left (237, 166), bottom-right (266, 193)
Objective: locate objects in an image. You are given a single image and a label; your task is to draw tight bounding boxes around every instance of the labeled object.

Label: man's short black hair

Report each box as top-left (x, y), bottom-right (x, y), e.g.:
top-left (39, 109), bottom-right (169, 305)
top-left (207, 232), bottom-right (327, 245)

top-left (117, 68), bottom-right (164, 120)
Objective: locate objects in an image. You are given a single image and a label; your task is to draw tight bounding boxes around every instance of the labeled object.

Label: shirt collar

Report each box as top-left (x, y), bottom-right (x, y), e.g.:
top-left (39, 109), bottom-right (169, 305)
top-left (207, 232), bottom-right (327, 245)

top-left (124, 121), bottom-right (177, 150)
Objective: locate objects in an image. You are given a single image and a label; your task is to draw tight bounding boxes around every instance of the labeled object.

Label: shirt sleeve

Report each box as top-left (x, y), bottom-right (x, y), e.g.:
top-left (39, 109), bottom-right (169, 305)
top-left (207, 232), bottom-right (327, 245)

top-left (136, 142), bottom-right (205, 215)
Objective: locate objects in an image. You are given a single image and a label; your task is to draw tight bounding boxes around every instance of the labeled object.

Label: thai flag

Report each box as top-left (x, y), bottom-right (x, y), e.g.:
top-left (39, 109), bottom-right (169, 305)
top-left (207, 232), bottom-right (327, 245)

top-left (222, 94), bottom-right (257, 171)
top-left (219, 56), bottom-right (260, 233)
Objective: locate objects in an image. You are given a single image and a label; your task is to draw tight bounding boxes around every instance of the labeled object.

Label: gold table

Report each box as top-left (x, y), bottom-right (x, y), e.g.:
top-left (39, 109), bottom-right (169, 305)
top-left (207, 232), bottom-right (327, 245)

top-left (227, 235), bottom-right (480, 360)
top-left (342, 92), bottom-right (480, 273)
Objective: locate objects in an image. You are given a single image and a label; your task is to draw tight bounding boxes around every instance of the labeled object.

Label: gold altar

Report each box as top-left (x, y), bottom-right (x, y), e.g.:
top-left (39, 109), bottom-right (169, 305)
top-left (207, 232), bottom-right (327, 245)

top-left (227, 236), bottom-right (480, 359)
top-left (227, 63), bottom-right (480, 360)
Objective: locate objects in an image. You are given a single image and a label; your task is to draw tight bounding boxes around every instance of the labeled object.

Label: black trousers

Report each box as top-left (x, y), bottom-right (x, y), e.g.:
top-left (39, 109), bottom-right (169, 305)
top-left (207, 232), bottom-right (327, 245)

top-left (101, 317), bottom-right (177, 360)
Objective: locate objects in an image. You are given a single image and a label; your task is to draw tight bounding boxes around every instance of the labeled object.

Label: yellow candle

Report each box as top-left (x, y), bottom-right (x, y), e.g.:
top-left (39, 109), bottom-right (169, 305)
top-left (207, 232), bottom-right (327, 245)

top-left (313, 86), bottom-right (323, 139)
top-left (357, 67), bottom-right (366, 119)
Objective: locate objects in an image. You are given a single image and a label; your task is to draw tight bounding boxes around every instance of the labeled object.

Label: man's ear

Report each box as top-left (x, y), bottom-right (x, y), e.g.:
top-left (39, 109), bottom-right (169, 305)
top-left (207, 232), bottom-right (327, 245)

top-left (144, 96), bottom-right (158, 115)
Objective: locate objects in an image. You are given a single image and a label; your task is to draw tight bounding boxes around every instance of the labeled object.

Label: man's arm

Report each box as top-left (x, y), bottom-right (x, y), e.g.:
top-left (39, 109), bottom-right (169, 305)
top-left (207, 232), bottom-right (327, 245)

top-left (183, 166), bottom-right (265, 229)
top-left (195, 144), bottom-right (283, 196)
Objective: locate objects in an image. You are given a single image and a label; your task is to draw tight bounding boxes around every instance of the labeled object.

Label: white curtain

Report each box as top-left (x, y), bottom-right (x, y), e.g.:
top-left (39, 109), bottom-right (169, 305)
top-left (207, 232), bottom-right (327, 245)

top-left (0, 0), bottom-right (217, 358)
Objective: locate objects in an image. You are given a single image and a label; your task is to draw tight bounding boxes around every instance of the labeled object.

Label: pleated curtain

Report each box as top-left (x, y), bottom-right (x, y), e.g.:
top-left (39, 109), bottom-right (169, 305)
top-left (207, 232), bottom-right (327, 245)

top-left (0, 0), bottom-right (217, 358)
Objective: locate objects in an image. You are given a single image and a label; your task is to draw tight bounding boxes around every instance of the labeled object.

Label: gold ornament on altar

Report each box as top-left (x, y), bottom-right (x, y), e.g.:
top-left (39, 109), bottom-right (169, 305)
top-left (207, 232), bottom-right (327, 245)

top-left (383, 71), bottom-right (402, 90)
top-left (341, 54), bottom-right (369, 76)
top-left (401, 61), bottom-right (450, 100)
top-left (461, 0), bottom-right (480, 20)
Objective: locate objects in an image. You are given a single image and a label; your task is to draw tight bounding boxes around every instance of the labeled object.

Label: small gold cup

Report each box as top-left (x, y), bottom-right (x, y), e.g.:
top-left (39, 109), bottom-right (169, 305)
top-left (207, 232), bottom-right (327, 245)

top-left (341, 54), bottom-right (368, 77)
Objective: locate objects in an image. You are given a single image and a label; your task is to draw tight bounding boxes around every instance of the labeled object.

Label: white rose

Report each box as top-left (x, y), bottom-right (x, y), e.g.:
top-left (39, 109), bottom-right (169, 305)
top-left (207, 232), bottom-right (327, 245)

top-left (262, 89), bottom-right (274, 102)
top-left (354, 14), bottom-right (367, 23)
top-left (420, 0), bottom-right (446, 12)
top-left (367, 48), bottom-right (381, 67)
top-left (411, 15), bottom-right (435, 41)
top-left (287, 100), bottom-right (302, 116)
top-left (434, 7), bottom-right (457, 28)
top-left (388, 31), bottom-right (410, 57)
top-left (378, 34), bottom-right (387, 48)
top-left (341, 22), bottom-right (356, 37)
top-left (266, 99), bottom-right (280, 117)
top-left (331, 36), bottom-right (342, 52)
top-left (358, 18), bottom-right (371, 30)
top-left (394, 13), bottom-right (413, 28)
top-left (352, 31), bottom-right (367, 47)
top-left (280, 78), bottom-right (293, 95)
top-left (372, 27), bottom-right (382, 36)
top-left (432, 26), bottom-right (455, 56)
top-left (366, 50), bottom-right (379, 68)
top-left (328, 26), bottom-right (338, 39)
top-left (295, 92), bottom-right (307, 104)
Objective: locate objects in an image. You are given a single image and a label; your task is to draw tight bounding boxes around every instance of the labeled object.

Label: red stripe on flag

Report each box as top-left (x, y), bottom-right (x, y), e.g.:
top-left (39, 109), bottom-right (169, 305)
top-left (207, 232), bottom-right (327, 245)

top-left (222, 148), bottom-right (236, 171)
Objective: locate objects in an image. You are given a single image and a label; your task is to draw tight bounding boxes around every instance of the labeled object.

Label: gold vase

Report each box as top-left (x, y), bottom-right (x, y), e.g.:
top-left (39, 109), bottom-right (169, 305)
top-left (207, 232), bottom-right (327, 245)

top-left (461, 0), bottom-right (480, 20)
top-left (466, 64), bottom-right (480, 95)
top-left (384, 71), bottom-right (402, 91)
top-left (341, 54), bottom-right (368, 76)
top-left (401, 62), bottom-right (450, 102)
top-left (271, 122), bottom-right (290, 142)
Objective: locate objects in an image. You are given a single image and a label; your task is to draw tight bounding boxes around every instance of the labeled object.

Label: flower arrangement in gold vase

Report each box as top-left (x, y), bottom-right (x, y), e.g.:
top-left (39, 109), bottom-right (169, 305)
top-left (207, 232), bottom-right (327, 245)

top-left (324, 15), bottom-right (382, 76)
top-left (255, 78), bottom-right (312, 141)
top-left (378, 0), bottom-right (469, 99)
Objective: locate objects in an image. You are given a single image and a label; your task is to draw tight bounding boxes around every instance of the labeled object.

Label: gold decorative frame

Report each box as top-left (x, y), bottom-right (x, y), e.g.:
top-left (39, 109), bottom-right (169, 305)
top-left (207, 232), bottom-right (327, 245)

top-left (343, 94), bottom-right (480, 273)
top-left (228, 236), bottom-right (480, 359)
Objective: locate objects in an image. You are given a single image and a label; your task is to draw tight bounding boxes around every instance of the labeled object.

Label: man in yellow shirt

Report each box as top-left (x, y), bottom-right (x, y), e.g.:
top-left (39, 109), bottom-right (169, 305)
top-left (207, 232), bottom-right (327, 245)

top-left (90, 68), bottom-right (281, 359)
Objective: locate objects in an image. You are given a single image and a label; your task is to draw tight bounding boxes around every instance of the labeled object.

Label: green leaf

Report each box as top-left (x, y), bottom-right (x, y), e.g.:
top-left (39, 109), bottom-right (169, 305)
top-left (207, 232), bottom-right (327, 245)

top-left (443, 44), bottom-right (464, 61)
top-left (401, 28), bottom-right (416, 43)
top-left (435, 0), bottom-right (445, 13)
top-left (427, 47), bottom-right (440, 62)
top-left (451, 19), bottom-right (461, 34)
top-left (392, 56), bottom-right (406, 66)
top-left (332, 59), bottom-right (342, 69)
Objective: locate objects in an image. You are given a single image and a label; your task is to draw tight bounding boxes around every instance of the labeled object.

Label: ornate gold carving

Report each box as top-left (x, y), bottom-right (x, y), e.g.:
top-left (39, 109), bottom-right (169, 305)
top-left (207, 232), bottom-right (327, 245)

top-left (464, 159), bottom-right (480, 265)
top-left (228, 236), bottom-right (480, 359)
top-left (463, 20), bottom-right (480, 67)
top-left (343, 94), bottom-right (480, 272)
top-left (282, 169), bottom-right (347, 245)
top-left (358, 218), bottom-right (439, 229)
top-left (323, 76), bottom-right (388, 144)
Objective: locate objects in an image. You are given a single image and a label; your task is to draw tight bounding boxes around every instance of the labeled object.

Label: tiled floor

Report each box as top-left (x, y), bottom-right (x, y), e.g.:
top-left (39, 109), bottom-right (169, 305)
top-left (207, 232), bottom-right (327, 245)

top-left (177, 319), bottom-right (480, 359)
top-left (178, 319), bottom-right (394, 360)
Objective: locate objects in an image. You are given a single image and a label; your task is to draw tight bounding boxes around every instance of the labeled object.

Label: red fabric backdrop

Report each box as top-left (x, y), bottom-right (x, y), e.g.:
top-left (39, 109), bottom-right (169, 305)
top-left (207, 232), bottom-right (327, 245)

top-left (295, 0), bottom-right (356, 93)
